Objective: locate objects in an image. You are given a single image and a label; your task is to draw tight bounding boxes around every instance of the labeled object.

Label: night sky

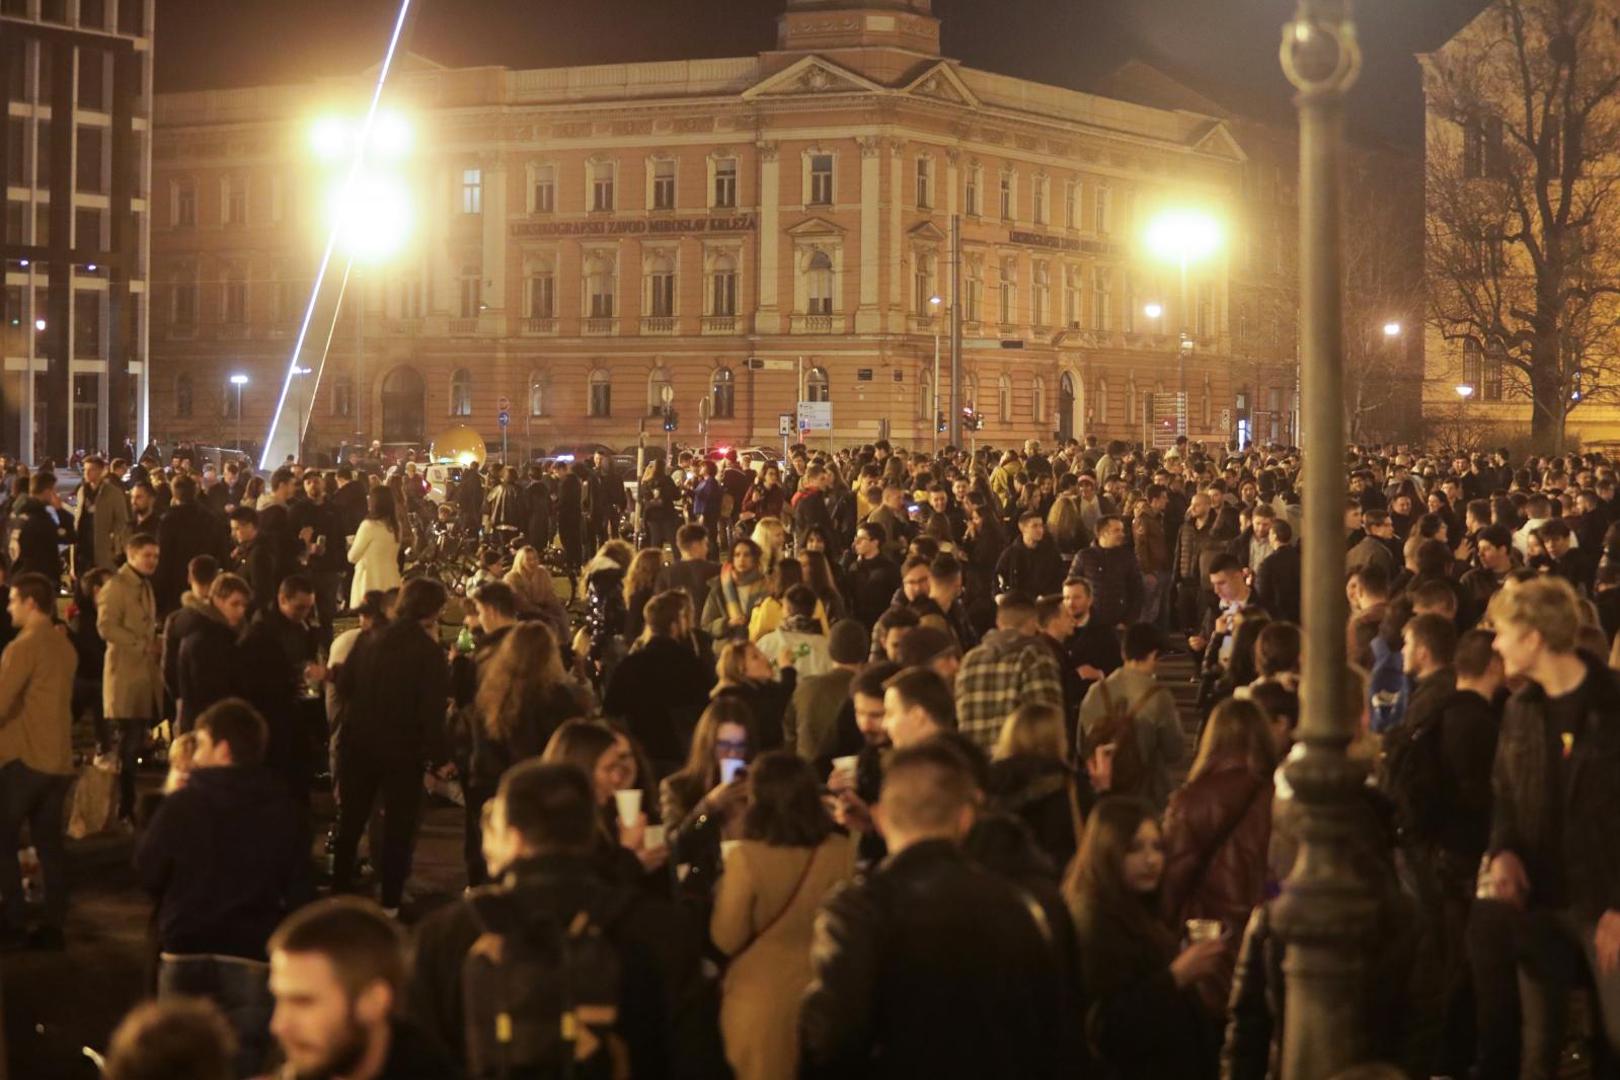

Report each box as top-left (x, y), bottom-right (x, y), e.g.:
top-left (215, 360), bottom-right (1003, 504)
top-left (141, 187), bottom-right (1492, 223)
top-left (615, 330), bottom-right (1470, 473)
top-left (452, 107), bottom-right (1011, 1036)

top-left (154, 0), bottom-right (1489, 145)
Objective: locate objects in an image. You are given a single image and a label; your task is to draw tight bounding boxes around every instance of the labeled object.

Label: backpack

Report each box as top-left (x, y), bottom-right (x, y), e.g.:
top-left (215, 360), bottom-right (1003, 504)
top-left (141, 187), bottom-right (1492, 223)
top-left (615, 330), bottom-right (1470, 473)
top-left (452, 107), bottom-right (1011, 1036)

top-left (1367, 637), bottom-right (1408, 735)
top-left (1383, 707), bottom-right (1445, 845)
top-left (461, 882), bottom-right (631, 1080)
top-left (1091, 679), bottom-right (1169, 801)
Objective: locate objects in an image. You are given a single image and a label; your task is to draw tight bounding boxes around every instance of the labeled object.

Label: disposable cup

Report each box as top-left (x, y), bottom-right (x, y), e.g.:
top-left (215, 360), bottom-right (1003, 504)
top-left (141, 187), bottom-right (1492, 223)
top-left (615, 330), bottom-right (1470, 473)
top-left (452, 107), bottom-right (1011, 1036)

top-left (1186, 918), bottom-right (1223, 944)
top-left (613, 789), bottom-right (642, 826)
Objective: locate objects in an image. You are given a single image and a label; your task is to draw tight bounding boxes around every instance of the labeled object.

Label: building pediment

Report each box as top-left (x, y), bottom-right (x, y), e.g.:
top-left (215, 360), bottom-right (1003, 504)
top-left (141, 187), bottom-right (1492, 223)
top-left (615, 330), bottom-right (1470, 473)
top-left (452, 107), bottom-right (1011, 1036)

top-left (742, 55), bottom-right (885, 101)
top-left (908, 220), bottom-right (948, 243)
top-left (1189, 120), bottom-right (1247, 163)
top-left (785, 215), bottom-right (848, 238)
top-left (903, 61), bottom-right (980, 108)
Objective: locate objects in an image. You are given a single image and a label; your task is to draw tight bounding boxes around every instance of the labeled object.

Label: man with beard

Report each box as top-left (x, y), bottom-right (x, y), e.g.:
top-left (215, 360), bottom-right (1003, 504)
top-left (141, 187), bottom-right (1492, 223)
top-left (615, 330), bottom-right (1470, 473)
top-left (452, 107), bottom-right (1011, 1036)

top-left (266, 897), bottom-right (455, 1080)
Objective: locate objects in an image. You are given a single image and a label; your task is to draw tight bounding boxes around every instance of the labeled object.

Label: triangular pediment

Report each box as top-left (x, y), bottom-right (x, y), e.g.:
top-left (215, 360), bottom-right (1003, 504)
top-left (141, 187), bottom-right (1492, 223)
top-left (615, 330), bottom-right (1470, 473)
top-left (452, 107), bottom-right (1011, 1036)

top-left (1190, 120), bottom-right (1247, 163)
top-left (903, 61), bottom-right (980, 108)
top-left (742, 55), bottom-right (885, 101)
top-left (785, 215), bottom-right (847, 238)
top-left (362, 50), bottom-right (448, 79)
top-left (908, 220), bottom-right (947, 242)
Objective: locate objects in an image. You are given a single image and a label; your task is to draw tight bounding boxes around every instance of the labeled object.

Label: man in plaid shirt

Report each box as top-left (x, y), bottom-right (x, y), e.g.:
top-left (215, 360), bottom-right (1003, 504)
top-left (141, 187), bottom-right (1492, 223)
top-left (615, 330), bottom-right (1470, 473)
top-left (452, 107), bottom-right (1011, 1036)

top-left (954, 593), bottom-right (1065, 752)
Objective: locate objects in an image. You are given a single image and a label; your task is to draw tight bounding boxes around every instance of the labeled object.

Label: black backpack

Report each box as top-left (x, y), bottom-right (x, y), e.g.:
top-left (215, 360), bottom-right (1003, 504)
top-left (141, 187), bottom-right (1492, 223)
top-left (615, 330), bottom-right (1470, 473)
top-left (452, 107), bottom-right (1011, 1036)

top-left (1382, 708), bottom-right (1446, 845)
top-left (461, 882), bottom-right (631, 1080)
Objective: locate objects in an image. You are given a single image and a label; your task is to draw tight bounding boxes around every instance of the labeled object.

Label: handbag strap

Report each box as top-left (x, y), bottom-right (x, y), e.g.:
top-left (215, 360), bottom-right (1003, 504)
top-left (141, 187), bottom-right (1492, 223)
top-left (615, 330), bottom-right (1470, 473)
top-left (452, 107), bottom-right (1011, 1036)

top-left (734, 844), bottom-right (820, 959)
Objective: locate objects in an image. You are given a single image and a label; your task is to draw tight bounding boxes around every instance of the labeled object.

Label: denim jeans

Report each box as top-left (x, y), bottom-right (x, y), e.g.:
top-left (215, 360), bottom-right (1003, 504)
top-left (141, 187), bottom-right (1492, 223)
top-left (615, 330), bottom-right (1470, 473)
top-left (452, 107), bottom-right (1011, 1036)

top-left (0, 759), bottom-right (71, 930)
top-left (1515, 907), bottom-right (1620, 1080)
top-left (158, 952), bottom-right (274, 1077)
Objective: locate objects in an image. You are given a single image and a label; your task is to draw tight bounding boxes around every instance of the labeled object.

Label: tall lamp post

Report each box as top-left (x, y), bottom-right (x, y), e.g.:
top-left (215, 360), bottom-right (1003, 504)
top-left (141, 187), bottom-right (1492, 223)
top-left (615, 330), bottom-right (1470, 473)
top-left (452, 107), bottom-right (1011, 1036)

top-left (292, 367), bottom-right (312, 463)
top-left (230, 374), bottom-right (249, 457)
top-left (929, 294), bottom-right (943, 454)
top-left (1144, 210), bottom-right (1221, 440)
top-left (1275, 1), bottom-right (1374, 1077)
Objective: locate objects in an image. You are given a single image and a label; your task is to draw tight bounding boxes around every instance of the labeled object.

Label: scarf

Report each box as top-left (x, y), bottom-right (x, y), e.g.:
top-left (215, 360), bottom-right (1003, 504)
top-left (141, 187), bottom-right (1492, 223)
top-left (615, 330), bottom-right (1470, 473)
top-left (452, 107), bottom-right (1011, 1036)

top-left (721, 562), bottom-right (764, 622)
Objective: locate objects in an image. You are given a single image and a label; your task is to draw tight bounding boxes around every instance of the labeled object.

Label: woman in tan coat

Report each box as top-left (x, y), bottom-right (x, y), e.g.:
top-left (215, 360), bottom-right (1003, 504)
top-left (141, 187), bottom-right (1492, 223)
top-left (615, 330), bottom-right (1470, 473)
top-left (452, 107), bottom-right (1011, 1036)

top-left (710, 751), bottom-right (855, 1080)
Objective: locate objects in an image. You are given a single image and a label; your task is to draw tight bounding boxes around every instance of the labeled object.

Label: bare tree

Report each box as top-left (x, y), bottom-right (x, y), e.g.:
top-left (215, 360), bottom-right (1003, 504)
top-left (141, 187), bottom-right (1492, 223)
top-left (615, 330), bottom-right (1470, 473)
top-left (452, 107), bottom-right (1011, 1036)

top-left (1424, 0), bottom-right (1620, 452)
top-left (1343, 152), bottom-right (1424, 444)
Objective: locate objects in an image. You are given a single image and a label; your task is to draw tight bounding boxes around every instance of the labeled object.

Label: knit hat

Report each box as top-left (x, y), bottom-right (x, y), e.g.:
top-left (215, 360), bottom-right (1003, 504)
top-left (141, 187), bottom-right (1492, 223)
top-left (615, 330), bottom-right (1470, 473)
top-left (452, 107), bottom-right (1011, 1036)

top-left (828, 619), bottom-right (869, 665)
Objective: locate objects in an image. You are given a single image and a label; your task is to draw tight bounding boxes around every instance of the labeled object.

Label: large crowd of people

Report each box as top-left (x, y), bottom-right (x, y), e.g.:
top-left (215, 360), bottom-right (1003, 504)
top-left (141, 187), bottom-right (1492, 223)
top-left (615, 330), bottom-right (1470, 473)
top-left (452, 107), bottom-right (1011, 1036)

top-left (2, 433), bottom-right (1619, 1078)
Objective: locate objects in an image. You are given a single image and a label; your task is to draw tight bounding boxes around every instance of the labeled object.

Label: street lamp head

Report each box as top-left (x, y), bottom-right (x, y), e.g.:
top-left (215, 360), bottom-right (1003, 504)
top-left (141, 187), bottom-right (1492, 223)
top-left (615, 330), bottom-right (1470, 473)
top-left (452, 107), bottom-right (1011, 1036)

top-left (328, 171), bottom-right (413, 262)
top-left (230, 374), bottom-right (250, 386)
top-left (929, 295), bottom-right (942, 308)
top-left (311, 117), bottom-right (349, 161)
top-left (1383, 321), bottom-right (1403, 338)
top-left (292, 367), bottom-right (312, 377)
top-left (1455, 384), bottom-right (1475, 399)
top-left (1144, 302), bottom-right (1164, 320)
top-left (33, 319), bottom-right (45, 332)
top-left (1144, 209), bottom-right (1223, 265)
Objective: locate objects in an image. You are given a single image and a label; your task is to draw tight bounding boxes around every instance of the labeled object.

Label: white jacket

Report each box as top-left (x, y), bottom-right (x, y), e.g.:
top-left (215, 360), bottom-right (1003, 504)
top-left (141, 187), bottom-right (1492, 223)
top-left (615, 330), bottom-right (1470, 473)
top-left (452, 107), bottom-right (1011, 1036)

top-left (346, 518), bottom-right (403, 608)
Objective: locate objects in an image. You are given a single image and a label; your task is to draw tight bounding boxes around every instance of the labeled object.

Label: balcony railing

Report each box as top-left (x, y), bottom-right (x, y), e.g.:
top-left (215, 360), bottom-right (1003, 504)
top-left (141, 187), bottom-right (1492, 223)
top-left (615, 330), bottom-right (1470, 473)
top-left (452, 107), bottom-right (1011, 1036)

top-left (523, 317), bottom-right (557, 335)
top-left (703, 315), bottom-right (738, 334)
top-left (583, 317), bottom-right (616, 335)
top-left (791, 313), bottom-right (838, 334)
top-left (449, 317), bottom-right (479, 336)
top-left (640, 316), bottom-right (677, 335)
top-left (908, 314), bottom-right (939, 334)
top-left (384, 318), bottom-right (421, 336)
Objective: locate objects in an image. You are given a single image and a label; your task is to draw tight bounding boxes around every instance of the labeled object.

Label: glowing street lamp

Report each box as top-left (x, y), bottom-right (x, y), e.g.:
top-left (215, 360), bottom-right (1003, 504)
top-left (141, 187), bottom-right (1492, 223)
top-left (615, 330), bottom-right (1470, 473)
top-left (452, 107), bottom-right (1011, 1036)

top-left (1383, 321), bottom-right (1403, 338)
top-left (1143, 302), bottom-right (1164, 321)
top-left (1143, 207), bottom-right (1223, 425)
top-left (230, 373), bottom-right (249, 453)
top-left (1455, 383), bottom-right (1475, 400)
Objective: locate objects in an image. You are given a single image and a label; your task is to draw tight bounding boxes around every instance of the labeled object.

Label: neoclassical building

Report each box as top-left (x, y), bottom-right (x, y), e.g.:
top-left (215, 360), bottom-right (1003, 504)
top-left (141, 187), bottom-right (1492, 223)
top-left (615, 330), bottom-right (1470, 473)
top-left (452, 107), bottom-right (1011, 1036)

top-left (149, 0), bottom-right (1252, 456)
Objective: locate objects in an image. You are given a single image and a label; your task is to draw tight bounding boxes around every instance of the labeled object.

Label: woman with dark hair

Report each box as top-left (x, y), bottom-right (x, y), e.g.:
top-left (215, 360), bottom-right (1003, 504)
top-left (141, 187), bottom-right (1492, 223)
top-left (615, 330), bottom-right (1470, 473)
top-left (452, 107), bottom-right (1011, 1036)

top-left (711, 751), bottom-right (855, 1080)
top-left (1066, 796), bottom-right (1224, 1079)
top-left (472, 622), bottom-right (593, 795)
top-left (741, 462), bottom-right (787, 523)
top-left (797, 548), bottom-right (847, 623)
top-left (660, 696), bottom-right (757, 900)
top-left (1215, 608), bottom-right (1270, 701)
top-left (540, 719), bottom-right (660, 883)
top-left (346, 486), bottom-right (402, 608)
top-left (1160, 697), bottom-right (1276, 1009)
top-left (639, 458), bottom-right (681, 553)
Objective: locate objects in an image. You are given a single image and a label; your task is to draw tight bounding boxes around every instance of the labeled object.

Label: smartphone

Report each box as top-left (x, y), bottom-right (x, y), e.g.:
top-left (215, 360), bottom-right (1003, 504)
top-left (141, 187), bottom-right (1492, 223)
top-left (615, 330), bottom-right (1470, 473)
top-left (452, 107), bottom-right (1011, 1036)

top-left (720, 758), bottom-right (747, 785)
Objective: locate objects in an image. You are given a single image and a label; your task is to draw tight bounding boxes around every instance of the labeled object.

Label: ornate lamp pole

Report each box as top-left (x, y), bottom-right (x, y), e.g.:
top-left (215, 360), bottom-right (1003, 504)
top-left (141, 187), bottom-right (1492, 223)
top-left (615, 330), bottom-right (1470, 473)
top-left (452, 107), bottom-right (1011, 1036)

top-left (1276, 2), bottom-right (1380, 1078)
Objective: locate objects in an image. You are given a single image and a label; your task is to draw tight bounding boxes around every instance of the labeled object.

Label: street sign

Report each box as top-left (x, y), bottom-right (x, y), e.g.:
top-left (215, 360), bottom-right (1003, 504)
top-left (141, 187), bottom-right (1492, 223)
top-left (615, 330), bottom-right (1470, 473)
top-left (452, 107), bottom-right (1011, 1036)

top-left (797, 401), bottom-right (832, 432)
top-left (778, 413), bottom-right (795, 437)
top-left (498, 410), bottom-right (510, 428)
top-left (496, 395), bottom-right (511, 413)
top-left (759, 359), bottom-right (794, 372)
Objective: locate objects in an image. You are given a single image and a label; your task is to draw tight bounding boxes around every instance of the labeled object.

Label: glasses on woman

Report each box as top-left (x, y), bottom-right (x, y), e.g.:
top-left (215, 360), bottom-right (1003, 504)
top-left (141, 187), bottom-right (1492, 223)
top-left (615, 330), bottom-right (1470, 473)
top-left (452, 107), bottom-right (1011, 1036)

top-left (715, 737), bottom-right (750, 754)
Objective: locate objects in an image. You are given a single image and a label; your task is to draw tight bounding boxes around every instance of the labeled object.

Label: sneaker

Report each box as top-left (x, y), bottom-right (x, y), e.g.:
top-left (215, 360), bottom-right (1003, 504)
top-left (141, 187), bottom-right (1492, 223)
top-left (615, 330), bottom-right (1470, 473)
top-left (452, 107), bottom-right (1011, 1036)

top-left (27, 926), bottom-right (65, 951)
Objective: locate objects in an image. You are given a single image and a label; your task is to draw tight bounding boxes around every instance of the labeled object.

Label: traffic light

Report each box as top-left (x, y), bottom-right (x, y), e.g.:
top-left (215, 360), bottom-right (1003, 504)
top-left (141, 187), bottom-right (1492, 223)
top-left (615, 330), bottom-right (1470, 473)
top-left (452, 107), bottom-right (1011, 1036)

top-left (936, 411), bottom-right (946, 433)
top-left (961, 405), bottom-right (984, 431)
top-left (663, 407), bottom-right (678, 432)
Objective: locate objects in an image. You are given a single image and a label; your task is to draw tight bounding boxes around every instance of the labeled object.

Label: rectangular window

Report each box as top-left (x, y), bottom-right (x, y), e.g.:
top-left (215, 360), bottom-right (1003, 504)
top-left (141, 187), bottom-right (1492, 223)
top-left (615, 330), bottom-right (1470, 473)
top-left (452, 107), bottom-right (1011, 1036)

top-left (225, 177), bottom-right (246, 226)
top-left (1032, 262), bottom-right (1050, 326)
top-left (73, 291), bottom-right (100, 357)
top-left (713, 158), bottom-right (737, 209)
top-left (461, 168), bottom-right (482, 214)
top-left (459, 276), bottom-right (481, 318)
top-left (965, 272), bottom-right (982, 322)
top-left (652, 160), bottom-right (676, 211)
top-left (999, 257), bottom-right (1017, 324)
top-left (1196, 283), bottom-right (1214, 338)
top-left (78, 49), bottom-right (106, 109)
top-left (76, 126), bottom-right (104, 194)
top-left (916, 158), bottom-right (931, 209)
top-left (533, 164), bottom-right (555, 213)
top-left (809, 154), bottom-right (834, 205)
top-left (272, 278), bottom-right (296, 322)
top-left (965, 168), bottom-right (980, 217)
top-left (173, 282), bottom-right (197, 324)
top-left (174, 182), bottom-right (196, 227)
top-left (223, 279), bottom-right (247, 324)
top-left (648, 266), bottom-right (675, 318)
top-left (1462, 340), bottom-right (1482, 390)
top-left (591, 162), bottom-right (615, 212)
top-left (589, 379), bottom-right (612, 417)
top-left (1064, 267), bottom-right (1081, 326)
top-left (1094, 187), bottom-right (1111, 234)
top-left (1483, 353), bottom-right (1503, 401)
top-left (1092, 269), bottom-right (1110, 331)
top-left (914, 253), bottom-right (934, 315)
top-left (1032, 179), bottom-right (1047, 226)
top-left (1066, 182), bottom-right (1079, 229)
top-left (4, 118), bottom-right (23, 186)
top-left (530, 273), bottom-right (555, 319)
top-left (1000, 174), bottom-right (1014, 220)
top-left (712, 269), bottom-right (737, 316)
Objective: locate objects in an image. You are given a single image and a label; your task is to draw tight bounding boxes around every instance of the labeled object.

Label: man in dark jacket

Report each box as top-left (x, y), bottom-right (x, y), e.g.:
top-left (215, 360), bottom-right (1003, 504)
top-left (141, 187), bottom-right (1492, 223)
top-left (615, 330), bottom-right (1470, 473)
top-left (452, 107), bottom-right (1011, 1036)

top-left (845, 522), bottom-right (901, 630)
top-left (584, 450), bottom-right (622, 551)
top-left (331, 578), bottom-right (452, 915)
top-left (288, 471), bottom-right (344, 644)
top-left (10, 472), bottom-right (67, 585)
top-left (237, 574), bottom-right (321, 802)
top-left (995, 511), bottom-right (1066, 599)
top-left (601, 590), bottom-right (713, 773)
top-left (174, 572), bottom-right (250, 735)
top-left (1071, 515), bottom-right (1143, 631)
top-left (1485, 576), bottom-right (1620, 1077)
top-left (658, 524), bottom-right (720, 615)
top-left (800, 740), bottom-right (1067, 1078)
top-left (154, 474), bottom-right (229, 617)
top-left (522, 466), bottom-right (554, 553)
top-left (408, 761), bottom-right (725, 1078)
top-left (136, 699), bottom-right (311, 1076)
top-left (1254, 519), bottom-right (1302, 625)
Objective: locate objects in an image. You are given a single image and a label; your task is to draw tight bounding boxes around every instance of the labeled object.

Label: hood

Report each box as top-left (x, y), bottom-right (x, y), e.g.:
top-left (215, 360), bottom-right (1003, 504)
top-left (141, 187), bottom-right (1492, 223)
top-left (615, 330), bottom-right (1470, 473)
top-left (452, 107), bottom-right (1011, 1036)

top-left (180, 591), bottom-right (212, 617)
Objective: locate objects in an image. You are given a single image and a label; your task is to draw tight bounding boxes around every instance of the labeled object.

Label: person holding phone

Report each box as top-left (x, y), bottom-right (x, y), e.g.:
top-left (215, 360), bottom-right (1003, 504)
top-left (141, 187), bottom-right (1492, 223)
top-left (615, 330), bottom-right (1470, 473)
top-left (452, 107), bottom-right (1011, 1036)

top-left (660, 698), bottom-right (758, 902)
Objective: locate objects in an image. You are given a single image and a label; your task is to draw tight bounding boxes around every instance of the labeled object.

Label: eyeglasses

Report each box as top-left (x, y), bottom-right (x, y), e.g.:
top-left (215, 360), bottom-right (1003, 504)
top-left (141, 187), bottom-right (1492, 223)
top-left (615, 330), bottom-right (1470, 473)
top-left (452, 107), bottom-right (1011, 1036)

top-left (715, 739), bottom-right (749, 753)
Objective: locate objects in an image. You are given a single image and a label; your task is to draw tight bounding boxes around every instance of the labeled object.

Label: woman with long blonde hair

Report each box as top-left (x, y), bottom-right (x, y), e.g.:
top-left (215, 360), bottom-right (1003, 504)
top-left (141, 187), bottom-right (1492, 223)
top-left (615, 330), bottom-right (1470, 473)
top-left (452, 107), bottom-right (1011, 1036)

top-left (622, 548), bottom-right (665, 640)
top-left (750, 516), bottom-right (787, 575)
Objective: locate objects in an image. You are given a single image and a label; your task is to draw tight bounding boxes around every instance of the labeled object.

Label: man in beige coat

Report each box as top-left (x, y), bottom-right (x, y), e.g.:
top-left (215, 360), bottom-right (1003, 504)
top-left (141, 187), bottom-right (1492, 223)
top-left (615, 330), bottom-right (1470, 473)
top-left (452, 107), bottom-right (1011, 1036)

top-left (99, 534), bottom-right (162, 823)
top-left (0, 572), bottom-right (78, 949)
top-left (73, 455), bottom-right (131, 577)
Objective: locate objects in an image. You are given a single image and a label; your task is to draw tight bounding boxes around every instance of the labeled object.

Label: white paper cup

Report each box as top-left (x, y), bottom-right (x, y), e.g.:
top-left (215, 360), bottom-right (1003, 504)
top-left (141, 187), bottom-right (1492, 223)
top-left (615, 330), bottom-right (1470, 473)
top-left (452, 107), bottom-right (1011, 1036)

top-left (1186, 918), bottom-right (1222, 944)
top-left (613, 789), bottom-right (643, 827)
top-left (832, 755), bottom-right (858, 779)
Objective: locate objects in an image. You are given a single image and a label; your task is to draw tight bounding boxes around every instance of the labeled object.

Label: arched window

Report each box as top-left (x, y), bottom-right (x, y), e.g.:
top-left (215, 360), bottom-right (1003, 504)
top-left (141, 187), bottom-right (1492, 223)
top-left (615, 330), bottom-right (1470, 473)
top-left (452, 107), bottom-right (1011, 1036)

top-left (589, 369), bottom-right (612, 417)
top-left (807, 251), bottom-right (834, 315)
top-left (449, 369), bottom-right (473, 417)
top-left (712, 367), bottom-right (736, 419)
top-left (1096, 377), bottom-right (1109, 425)
top-left (528, 374), bottom-right (545, 417)
top-left (998, 373), bottom-right (1013, 423)
top-left (806, 366), bottom-right (830, 403)
top-left (175, 373), bottom-right (194, 419)
top-left (1032, 375), bottom-right (1046, 427)
top-left (331, 373), bottom-right (354, 418)
top-left (647, 365), bottom-right (673, 416)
